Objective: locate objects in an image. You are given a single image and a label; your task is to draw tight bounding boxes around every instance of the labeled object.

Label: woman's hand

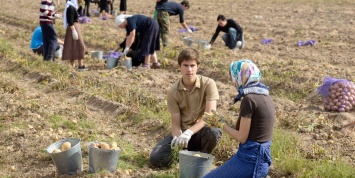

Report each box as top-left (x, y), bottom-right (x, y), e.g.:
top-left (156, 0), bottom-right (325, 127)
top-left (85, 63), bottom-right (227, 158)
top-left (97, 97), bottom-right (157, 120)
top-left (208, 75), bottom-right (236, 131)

top-left (203, 110), bottom-right (229, 129)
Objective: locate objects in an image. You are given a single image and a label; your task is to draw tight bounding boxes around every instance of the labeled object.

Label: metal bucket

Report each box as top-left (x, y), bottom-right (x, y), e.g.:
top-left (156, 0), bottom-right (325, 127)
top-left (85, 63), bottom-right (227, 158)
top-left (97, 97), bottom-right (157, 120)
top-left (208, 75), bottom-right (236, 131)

top-left (198, 40), bottom-right (208, 50)
top-left (112, 10), bottom-right (118, 17)
top-left (54, 45), bottom-right (63, 58)
top-left (120, 57), bottom-right (132, 71)
top-left (183, 37), bottom-right (194, 47)
top-left (91, 51), bottom-right (103, 60)
top-left (179, 150), bottom-right (214, 178)
top-left (88, 142), bottom-right (121, 173)
top-left (46, 138), bottom-right (83, 175)
top-left (106, 57), bottom-right (119, 69)
top-left (94, 12), bottom-right (100, 17)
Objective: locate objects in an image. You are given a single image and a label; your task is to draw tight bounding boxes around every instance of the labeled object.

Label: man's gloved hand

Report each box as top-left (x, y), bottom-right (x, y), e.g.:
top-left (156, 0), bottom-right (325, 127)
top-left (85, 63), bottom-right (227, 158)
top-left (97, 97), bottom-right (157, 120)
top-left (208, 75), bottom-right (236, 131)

top-left (176, 129), bottom-right (193, 148)
top-left (187, 28), bottom-right (193, 33)
top-left (171, 136), bottom-right (178, 149)
top-left (203, 110), bottom-right (229, 129)
top-left (108, 50), bottom-right (115, 54)
top-left (54, 13), bottom-right (62, 19)
top-left (205, 44), bottom-right (211, 50)
top-left (72, 29), bottom-right (79, 40)
top-left (236, 41), bottom-right (242, 48)
top-left (121, 47), bottom-right (130, 56)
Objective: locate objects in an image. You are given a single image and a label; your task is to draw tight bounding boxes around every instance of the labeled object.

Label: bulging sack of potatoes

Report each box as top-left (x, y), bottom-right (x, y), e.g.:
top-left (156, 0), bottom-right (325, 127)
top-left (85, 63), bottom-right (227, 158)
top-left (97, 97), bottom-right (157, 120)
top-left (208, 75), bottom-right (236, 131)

top-left (317, 77), bottom-right (355, 112)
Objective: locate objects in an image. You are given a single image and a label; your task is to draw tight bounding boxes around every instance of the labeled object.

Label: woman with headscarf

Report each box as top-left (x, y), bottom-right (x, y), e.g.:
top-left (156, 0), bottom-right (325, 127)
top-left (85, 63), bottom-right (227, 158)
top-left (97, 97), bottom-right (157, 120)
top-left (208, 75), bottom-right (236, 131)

top-left (62, 0), bottom-right (88, 70)
top-left (203, 59), bottom-right (275, 178)
top-left (115, 14), bottom-right (161, 69)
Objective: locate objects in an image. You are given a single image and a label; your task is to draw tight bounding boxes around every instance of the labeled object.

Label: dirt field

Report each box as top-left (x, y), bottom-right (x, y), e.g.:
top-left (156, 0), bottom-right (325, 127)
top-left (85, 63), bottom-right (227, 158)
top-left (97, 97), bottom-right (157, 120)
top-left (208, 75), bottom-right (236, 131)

top-left (0, 0), bottom-right (354, 177)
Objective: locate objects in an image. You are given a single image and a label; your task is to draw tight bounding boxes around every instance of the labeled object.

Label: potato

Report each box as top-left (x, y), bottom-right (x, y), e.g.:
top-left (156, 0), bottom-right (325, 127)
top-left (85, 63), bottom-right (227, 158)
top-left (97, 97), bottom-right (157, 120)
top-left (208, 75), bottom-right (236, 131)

top-left (100, 142), bottom-right (110, 150)
top-left (61, 142), bottom-right (71, 151)
top-left (193, 153), bottom-right (201, 157)
top-left (110, 142), bottom-right (118, 149)
top-left (111, 145), bottom-right (120, 150)
top-left (91, 143), bottom-right (99, 147)
top-left (52, 148), bottom-right (62, 153)
top-left (332, 106), bottom-right (338, 111)
top-left (330, 94), bottom-right (336, 99)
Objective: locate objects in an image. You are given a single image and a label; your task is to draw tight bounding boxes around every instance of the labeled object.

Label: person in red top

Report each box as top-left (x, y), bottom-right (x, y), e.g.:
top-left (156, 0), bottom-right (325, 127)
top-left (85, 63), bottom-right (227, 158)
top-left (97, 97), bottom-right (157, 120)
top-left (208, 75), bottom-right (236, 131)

top-left (39, 0), bottom-right (62, 61)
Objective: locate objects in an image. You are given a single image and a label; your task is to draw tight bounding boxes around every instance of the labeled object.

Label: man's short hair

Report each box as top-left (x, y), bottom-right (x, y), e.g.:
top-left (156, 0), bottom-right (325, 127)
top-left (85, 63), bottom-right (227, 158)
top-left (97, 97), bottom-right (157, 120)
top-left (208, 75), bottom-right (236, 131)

top-left (217, 15), bottom-right (226, 21)
top-left (181, 0), bottom-right (190, 9)
top-left (178, 48), bottom-right (200, 66)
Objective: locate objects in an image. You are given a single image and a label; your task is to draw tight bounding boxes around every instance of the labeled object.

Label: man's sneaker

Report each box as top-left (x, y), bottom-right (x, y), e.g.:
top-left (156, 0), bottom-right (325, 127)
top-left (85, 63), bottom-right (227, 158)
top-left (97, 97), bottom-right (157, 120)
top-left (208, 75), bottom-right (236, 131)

top-left (77, 65), bottom-right (88, 71)
top-left (151, 62), bottom-right (161, 69)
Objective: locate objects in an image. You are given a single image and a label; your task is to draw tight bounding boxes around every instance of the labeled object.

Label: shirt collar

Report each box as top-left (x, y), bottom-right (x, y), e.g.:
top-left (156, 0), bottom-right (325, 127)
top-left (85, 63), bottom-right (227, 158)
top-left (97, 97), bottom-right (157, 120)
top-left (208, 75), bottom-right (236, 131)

top-left (178, 75), bottom-right (201, 91)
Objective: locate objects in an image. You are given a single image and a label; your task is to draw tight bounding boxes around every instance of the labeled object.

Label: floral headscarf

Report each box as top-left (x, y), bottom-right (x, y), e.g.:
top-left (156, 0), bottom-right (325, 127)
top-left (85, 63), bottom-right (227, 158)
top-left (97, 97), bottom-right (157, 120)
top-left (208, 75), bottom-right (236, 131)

top-left (230, 59), bottom-right (269, 103)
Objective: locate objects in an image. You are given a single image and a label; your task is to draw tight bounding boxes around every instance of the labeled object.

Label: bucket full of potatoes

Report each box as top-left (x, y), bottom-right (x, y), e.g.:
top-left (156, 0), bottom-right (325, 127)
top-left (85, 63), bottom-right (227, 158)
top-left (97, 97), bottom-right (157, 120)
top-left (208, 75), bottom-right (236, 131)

top-left (46, 138), bottom-right (83, 175)
top-left (87, 141), bottom-right (121, 173)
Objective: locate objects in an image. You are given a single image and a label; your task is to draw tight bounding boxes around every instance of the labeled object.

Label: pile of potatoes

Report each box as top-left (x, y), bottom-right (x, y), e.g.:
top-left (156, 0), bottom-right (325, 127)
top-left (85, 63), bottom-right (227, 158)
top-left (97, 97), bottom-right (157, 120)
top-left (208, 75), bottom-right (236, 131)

top-left (90, 141), bottom-right (120, 150)
top-left (323, 81), bottom-right (355, 112)
top-left (52, 141), bottom-right (72, 153)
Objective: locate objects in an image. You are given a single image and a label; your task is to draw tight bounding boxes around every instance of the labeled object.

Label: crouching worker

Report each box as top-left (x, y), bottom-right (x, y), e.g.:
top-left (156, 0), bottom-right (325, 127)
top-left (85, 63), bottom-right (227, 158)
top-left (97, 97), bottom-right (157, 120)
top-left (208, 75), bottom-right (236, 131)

top-left (206, 15), bottom-right (244, 50)
top-left (30, 26), bottom-right (64, 58)
top-left (149, 48), bottom-right (222, 168)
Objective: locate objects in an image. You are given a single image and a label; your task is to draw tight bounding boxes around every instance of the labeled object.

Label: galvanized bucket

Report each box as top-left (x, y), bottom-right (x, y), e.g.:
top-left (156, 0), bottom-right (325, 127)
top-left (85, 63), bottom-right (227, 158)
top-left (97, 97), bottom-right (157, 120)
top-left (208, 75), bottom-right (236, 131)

top-left (112, 10), bottom-right (118, 17)
top-left (179, 150), bottom-right (214, 178)
top-left (94, 12), bottom-right (100, 17)
top-left (46, 138), bottom-right (83, 175)
top-left (183, 37), bottom-right (194, 47)
top-left (54, 45), bottom-right (63, 58)
top-left (106, 57), bottom-right (119, 69)
top-left (120, 57), bottom-right (132, 70)
top-left (88, 142), bottom-right (121, 173)
top-left (198, 40), bottom-right (208, 50)
top-left (91, 51), bottom-right (103, 60)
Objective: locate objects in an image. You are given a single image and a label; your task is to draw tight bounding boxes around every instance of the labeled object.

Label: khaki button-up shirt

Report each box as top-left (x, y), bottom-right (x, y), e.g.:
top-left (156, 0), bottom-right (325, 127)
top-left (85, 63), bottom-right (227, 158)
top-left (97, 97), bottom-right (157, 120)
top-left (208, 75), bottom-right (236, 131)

top-left (167, 75), bottom-right (219, 130)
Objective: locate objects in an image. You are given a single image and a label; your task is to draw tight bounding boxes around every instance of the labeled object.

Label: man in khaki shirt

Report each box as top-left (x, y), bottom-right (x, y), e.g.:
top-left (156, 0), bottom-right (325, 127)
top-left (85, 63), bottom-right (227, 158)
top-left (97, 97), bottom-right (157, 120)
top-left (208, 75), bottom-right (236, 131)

top-left (149, 48), bottom-right (222, 168)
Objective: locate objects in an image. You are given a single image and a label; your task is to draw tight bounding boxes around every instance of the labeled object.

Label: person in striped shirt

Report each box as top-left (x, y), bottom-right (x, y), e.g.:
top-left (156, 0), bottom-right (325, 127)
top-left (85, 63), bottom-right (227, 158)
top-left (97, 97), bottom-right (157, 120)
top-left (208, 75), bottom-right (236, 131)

top-left (39, 0), bottom-right (62, 61)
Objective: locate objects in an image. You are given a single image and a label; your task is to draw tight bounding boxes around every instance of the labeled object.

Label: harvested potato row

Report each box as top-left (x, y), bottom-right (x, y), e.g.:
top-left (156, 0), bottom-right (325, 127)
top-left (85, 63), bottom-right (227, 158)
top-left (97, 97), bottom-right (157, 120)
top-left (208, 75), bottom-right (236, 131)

top-left (324, 81), bottom-right (355, 112)
top-left (90, 141), bottom-right (120, 150)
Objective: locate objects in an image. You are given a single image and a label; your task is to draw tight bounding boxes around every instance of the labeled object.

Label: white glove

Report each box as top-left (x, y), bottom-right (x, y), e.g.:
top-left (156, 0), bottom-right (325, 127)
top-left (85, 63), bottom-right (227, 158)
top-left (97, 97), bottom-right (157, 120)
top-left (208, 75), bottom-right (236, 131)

top-left (171, 136), bottom-right (178, 149)
top-left (236, 41), bottom-right (242, 48)
top-left (72, 29), bottom-right (78, 40)
top-left (187, 28), bottom-right (193, 33)
top-left (108, 50), bottom-right (115, 54)
top-left (206, 44), bottom-right (211, 50)
top-left (54, 13), bottom-right (62, 19)
top-left (176, 129), bottom-right (193, 148)
top-left (121, 47), bottom-right (129, 56)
